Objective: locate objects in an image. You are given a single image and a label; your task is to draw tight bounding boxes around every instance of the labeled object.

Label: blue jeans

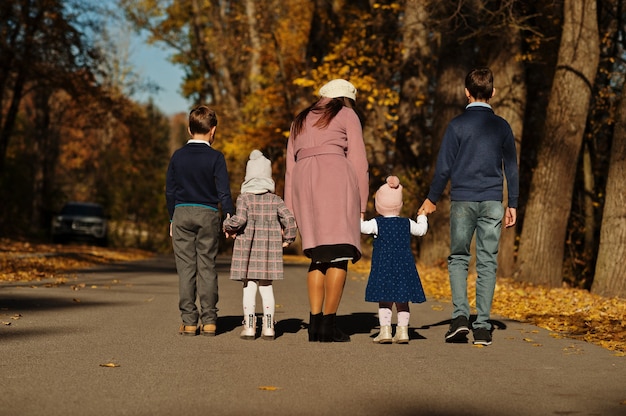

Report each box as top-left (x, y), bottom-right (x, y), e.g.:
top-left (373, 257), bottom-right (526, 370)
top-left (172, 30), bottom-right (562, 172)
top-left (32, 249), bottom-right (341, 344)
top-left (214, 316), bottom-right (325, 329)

top-left (172, 206), bottom-right (221, 326)
top-left (448, 201), bottom-right (504, 330)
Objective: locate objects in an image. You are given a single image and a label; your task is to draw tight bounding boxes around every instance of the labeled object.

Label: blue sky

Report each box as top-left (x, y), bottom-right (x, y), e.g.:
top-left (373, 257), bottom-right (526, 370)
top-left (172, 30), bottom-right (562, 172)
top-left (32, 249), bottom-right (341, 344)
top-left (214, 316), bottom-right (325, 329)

top-left (130, 39), bottom-right (190, 116)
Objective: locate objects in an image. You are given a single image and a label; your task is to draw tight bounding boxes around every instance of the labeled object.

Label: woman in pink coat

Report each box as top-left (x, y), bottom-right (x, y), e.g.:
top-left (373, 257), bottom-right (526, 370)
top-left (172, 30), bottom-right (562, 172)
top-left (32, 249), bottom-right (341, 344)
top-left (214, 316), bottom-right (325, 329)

top-left (284, 79), bottom-right (369, 342)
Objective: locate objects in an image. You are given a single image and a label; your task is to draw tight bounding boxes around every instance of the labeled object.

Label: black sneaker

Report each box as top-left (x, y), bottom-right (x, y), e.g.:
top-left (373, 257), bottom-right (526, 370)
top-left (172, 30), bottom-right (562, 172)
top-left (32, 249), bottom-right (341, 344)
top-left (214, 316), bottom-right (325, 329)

top-left (445, 316), bottom-right (470, 342)
top-left (472, 327), bottom-right (492, 345)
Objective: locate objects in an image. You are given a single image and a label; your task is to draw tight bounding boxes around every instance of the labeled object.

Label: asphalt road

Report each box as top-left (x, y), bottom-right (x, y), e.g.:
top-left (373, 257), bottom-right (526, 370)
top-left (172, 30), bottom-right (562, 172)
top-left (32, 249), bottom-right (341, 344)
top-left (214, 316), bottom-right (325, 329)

top-left (1, 254), bottom-right (624, 416)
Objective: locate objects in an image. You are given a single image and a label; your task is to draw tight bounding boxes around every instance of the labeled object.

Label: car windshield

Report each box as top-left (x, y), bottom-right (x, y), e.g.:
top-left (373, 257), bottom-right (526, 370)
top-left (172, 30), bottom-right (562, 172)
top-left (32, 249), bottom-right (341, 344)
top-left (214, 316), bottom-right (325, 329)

top-left (61, 204), bottom-right (104, 217)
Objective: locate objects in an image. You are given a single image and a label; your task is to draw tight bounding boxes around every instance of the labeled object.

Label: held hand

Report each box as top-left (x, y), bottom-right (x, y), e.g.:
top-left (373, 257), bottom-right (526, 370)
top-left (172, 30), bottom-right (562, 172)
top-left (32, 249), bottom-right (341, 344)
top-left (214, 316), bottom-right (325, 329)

top-left (282, 242), bottom-right (290, 248)
top-left (418, 199), bottom-right (437, 216)
top-left (223, 213), bottom-right (234, 238)
top-left (169, 222), bottom-right (173, 238)
top-left (505, 207), bottom-right (517, 228)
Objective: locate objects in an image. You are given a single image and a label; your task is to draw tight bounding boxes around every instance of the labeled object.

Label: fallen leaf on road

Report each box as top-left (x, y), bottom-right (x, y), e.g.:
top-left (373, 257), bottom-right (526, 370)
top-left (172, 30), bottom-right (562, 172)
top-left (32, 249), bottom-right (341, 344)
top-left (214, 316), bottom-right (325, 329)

top-left (2, 322), bottom-right (10, 326)
top-left (99, 363), bottom-right (120, 368)
top-left (258, 386), bottom-right (280, 391)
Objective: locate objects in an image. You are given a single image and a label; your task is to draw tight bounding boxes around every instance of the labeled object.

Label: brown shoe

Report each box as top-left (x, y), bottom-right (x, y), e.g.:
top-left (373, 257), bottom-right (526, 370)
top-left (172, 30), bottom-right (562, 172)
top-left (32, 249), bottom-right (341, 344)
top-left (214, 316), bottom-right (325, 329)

top-left (200, 324), bottom-right (216, 336)
top-left (179, 324), bottom-right (198, 336)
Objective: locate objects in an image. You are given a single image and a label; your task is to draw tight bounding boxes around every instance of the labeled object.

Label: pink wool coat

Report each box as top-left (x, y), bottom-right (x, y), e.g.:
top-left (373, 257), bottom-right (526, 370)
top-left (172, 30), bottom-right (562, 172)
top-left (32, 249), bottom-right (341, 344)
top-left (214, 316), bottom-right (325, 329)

top-left (284, 100), bottom-right (369, 258)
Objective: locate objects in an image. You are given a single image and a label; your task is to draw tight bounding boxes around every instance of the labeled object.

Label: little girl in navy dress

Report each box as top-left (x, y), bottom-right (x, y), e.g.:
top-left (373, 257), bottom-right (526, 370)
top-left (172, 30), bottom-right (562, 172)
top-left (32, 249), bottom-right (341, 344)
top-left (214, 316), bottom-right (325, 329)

top-left (361, 176), bottom-right (428, 344)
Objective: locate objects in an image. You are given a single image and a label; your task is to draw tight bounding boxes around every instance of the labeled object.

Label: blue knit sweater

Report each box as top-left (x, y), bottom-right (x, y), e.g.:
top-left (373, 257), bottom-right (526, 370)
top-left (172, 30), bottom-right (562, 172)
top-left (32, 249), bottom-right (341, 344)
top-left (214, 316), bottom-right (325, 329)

top-left (427, 103), bottom-right (519, 208)
top-left (166, 141), bottom-right (234, 219)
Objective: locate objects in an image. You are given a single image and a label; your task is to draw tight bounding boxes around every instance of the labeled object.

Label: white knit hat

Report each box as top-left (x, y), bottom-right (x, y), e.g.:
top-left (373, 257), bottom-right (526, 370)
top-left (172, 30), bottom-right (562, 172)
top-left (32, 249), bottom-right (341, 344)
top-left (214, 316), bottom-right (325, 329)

top-left (319, 79), bottom-right (357, 101)
top-left (241, 150), bottom-right (275, 194)
top-left (375, 176), bottom-right (403, 216)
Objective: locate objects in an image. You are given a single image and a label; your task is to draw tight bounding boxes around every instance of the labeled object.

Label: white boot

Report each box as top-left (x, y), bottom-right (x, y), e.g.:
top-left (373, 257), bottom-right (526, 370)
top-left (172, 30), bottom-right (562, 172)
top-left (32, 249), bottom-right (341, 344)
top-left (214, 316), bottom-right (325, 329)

top-left (261, 314), bottom-right (275, 340)
top-left (393, 325), bottom-right (409, 344)
top-left (240, 314), bottom-right (256, 340)
top-left (373, 325), bottom-right (392, 344)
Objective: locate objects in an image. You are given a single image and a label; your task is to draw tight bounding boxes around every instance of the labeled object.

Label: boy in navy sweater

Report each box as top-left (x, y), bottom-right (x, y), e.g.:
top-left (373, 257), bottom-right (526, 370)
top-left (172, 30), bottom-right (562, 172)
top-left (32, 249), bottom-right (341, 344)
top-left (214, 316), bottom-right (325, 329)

top-left (166, 105), bottom-right (234, 336)
top-left (419, 68), bottom-right (519, 346)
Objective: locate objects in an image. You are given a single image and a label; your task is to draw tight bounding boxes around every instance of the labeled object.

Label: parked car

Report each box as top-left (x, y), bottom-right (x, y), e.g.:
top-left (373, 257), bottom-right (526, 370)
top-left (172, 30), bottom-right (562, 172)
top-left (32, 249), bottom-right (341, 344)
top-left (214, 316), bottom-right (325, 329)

top-left (51, 202), bottom-right (108, 246)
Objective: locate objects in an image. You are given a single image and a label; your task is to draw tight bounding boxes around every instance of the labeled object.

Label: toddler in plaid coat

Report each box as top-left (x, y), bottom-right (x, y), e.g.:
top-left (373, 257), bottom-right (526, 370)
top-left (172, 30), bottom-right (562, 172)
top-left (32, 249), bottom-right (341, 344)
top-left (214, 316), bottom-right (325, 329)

top-left (223, 150), bottom-right (297, 340)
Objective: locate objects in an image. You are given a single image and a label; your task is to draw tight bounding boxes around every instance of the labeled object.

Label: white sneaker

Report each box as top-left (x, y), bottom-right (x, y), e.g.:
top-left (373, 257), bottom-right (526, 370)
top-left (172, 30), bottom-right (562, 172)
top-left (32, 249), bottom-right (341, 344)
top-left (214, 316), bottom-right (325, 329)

top-left (240, 314), bottom-right (256, 340)
top-left (373, 325), bottom-right (392, 344)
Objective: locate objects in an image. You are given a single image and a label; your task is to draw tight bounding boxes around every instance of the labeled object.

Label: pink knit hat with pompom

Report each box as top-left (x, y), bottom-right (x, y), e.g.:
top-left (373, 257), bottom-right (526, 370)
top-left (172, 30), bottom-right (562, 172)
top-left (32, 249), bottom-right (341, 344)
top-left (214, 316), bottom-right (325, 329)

top-left (375, 176), bottom-right (403, 216)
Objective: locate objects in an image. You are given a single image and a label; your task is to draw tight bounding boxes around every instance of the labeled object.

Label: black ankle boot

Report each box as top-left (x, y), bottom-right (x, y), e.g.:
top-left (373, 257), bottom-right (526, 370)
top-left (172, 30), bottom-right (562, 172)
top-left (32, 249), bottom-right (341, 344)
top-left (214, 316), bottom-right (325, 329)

top-left (319, 313), bottom-right (350, 343)
top-left (308, 312), bottom-right (322, 342)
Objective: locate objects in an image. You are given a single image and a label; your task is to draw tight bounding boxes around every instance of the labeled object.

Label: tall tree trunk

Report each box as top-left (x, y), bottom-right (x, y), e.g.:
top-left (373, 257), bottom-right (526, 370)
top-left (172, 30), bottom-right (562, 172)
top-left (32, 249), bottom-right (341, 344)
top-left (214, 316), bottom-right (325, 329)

top-left (419, 41), bottom-right (472, 267)
top-left (488, 28), bottom-right (526, 278)
top-left (592, 92), bottom-right (626, 298)
top-left (395, 0), bottom-right (432, 175)
top-left (516, 0), bottom-right (600, 287)
top-left (245, 0), bottom-right (261, 93)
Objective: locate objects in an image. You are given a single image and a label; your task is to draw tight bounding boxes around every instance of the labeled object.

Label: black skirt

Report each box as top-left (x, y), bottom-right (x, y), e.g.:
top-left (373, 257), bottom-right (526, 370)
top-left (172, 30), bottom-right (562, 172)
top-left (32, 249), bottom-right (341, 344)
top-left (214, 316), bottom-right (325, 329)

top-left (305, 244), bottom-right (361, 264)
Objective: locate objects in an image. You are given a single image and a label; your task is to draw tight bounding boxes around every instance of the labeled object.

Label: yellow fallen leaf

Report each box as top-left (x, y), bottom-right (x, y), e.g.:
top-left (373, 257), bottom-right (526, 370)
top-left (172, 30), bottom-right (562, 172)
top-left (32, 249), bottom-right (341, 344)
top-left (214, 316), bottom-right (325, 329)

top-left (99, 362), bottom-right (120, 368)
top-left (472, 344), bottom-right (484, 348)
top-left (2, 322), bottom-right (11, 326)
top-left (72, 298), bottom-right (81, 303)
top-left (258, 386), bottom-right (279, 391)
top-left (523, 338), bottom-right (533, 342)
top-left (533, 343), bottom-right (543, 347)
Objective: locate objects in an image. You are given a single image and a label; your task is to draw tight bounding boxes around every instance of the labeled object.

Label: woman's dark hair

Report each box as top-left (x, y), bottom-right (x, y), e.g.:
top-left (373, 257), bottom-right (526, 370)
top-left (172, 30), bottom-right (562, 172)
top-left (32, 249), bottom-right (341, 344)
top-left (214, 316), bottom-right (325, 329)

top-left (291, 97), bottom-right (360, 138)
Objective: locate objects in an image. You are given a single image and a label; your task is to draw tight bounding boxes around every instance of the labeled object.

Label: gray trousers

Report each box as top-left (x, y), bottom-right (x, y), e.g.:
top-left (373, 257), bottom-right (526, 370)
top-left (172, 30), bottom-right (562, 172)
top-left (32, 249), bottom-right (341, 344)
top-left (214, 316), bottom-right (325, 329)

top-left (172, 206), bottom-right (221, 325)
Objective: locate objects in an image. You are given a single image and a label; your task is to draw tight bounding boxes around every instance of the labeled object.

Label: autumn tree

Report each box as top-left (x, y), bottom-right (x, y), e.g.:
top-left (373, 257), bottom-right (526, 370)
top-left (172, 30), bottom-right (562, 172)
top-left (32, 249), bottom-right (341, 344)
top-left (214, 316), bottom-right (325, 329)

top-left (394, 0), bottom-right (437, 217)
top-left (0, 0), bottom-right (103, 172)
top-left (517, 0), bottom-right (600, 287)
top-left (418, 0), bottom-right (523, 267)
top-left (592, 79), bottom-right (626, 297)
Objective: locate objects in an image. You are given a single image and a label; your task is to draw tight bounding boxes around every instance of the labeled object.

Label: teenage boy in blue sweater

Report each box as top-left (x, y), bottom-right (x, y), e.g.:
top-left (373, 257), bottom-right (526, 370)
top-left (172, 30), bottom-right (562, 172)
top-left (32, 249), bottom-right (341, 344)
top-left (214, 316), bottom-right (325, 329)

top-left (419, 67), bottom-right (519, 346)
top-left (166, 105), bottom-right (234, 336)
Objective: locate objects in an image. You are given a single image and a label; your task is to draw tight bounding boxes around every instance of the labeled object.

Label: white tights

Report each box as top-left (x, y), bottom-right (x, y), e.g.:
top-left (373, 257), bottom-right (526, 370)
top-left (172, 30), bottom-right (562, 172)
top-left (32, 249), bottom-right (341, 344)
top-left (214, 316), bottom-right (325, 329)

top-left (242, 280), bottom-right (275, 319)
top-left (378, 302), bottom-right (410, 327)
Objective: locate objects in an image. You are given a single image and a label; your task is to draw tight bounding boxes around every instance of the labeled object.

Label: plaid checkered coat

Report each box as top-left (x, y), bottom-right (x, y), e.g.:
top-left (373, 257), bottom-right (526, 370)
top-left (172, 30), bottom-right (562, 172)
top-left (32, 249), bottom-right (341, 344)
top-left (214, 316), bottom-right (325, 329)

top-left (223, 192), bottom-right (297, 281)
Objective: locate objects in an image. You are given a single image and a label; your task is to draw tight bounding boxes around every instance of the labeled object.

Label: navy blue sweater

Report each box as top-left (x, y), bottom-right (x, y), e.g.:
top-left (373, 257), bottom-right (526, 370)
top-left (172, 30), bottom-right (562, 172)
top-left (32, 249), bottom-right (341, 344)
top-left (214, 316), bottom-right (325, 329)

top-left (427, 104), bottom-right (519, 208)
top-left (166, 142), bottom-right (234, 219)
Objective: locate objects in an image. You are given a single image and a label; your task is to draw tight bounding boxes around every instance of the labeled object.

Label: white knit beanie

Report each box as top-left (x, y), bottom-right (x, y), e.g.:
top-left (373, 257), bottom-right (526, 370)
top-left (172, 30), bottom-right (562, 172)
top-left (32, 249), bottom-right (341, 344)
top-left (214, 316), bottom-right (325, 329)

top-left (319, 79), bottom-right (357, 101)
top-left (241, 150), bottom-right (275, 194)
top-left (375, 176), bottom-right (403, 216)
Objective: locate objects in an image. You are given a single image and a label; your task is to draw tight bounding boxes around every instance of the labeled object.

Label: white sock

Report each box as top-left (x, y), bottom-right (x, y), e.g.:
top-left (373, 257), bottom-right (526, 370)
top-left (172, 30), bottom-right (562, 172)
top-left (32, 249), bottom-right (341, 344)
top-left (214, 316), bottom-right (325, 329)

top-left (378, 308), bottom-right (392, 326)
top-left (258, 284), bottom-right (275, 319)
top-left (242, 280), bottom-right (258, 319)
top-left (397, 311), bottom-right (410, 327)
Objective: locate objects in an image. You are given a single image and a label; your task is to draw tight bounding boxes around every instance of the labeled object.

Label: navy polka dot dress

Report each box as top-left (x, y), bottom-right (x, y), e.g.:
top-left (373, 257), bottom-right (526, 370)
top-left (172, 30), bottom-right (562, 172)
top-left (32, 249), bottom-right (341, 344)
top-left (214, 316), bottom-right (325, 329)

top-left (365, 217), bottom-right (426, 303)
